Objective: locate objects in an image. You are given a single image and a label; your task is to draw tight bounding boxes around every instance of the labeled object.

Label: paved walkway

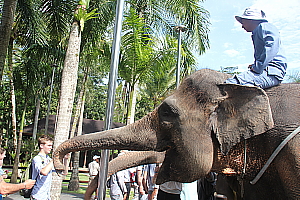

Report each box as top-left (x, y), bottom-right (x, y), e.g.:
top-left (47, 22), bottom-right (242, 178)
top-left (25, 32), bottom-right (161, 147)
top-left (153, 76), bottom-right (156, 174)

top-left (4, 192), bottom-right (111, 200)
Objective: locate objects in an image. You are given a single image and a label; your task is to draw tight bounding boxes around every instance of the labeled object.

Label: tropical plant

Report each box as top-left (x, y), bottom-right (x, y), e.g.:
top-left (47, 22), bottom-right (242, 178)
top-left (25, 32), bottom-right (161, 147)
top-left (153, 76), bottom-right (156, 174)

top-left (287, 70), bottom-right (300, 83)
top-left (220, 66), bottom-right (239, 75)
top-left (117, 0), bottom-right (209, 124)
top-left (0, 0), bottom-right (17, 81)
top-left (119, 8), bottom-right (155, 124)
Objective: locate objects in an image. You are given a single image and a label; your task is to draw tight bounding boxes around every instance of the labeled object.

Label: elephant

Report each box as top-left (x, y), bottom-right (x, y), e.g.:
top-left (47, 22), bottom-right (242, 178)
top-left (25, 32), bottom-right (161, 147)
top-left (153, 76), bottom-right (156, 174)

top-left (53, 69), bottom-right (300, 200)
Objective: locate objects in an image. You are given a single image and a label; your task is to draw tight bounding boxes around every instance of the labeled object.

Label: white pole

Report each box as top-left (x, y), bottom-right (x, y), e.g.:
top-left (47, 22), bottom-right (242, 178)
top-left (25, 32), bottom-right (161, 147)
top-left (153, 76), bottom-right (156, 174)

top-left (174, 25), bottom-right (186, 88)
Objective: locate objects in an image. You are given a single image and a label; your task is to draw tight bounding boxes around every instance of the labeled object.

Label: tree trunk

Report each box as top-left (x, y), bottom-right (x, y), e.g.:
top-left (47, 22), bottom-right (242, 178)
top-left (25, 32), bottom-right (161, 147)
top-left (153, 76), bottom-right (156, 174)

top-left (0, 0), bottom-right (17, 81)
top-left (126, 81), bottom-right (138, 124)
top-left (50, 20), bottom-right (81, 199)
top-left (68, 76), bottom-right (87, 191)
top-left (83, 150), bottom-right (87, 168)
top-left (33, 96), bottom-right (40, 141)
top-left (68, 151), bottom-right (80, 191)
top-left (69, 73), bottom-right (87, 139)
top-left (11, 107), bottom-right (26, 183)
top-left (7, 39), bottom-right (17, 152)
top-left (122, 82), bottom-right (130, 123)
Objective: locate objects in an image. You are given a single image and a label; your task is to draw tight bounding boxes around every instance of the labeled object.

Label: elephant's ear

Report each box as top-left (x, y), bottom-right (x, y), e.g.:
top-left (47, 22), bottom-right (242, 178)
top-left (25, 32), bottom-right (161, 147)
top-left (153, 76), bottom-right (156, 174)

top-left (212, 84), bottom-right (274, 154)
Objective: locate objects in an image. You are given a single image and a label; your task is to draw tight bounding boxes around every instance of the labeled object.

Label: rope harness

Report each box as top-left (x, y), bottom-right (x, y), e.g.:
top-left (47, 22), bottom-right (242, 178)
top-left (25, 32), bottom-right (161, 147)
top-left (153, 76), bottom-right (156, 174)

top-left (235, 126), bottom-right (300, 197)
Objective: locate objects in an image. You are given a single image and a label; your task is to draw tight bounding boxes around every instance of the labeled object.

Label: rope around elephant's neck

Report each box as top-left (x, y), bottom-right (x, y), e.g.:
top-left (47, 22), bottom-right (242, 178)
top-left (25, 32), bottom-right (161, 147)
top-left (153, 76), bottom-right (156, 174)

top-left (240, 140), bottom-right (247, 198)
top-left (250, 126), bottom-right (300, 185)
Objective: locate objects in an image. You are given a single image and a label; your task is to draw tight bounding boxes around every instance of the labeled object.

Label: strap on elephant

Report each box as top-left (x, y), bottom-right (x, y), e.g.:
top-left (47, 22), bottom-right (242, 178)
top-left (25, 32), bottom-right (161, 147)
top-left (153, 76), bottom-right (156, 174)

top-left (240, 140), bottom-right (247, 198)
top-left (250, 125), bottom-right (300, 185)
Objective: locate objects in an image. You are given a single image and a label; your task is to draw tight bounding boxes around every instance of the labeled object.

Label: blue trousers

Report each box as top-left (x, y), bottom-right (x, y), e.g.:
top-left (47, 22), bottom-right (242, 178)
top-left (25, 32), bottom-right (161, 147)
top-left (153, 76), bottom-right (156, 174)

top-left (225, 70), bottom-right (280, 89)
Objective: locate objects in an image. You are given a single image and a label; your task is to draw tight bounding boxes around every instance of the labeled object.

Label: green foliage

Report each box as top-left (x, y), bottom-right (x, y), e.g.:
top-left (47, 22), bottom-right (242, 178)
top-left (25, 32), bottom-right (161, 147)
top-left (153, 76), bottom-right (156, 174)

top-left (84, 78), bottom-right (108, 120)
top-left (287, 71), bottom-right (300, 83)
top-left (15, 0), bottom-right (49, 47)
top-left (119, 8), bottom-right (155, 85)
top-left (219, 66), bottom-right (239, 75)
top-left (41, 0), bottom-right (76, 43)
top-left (74, 8), bottom-right (100, 32)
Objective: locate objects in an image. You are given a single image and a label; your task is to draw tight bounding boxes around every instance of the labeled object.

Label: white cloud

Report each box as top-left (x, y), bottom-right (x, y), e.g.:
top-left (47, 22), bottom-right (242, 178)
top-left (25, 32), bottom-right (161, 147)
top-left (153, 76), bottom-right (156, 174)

top-left (235, 63), bottom-right (249, 72)
top-left (223, 43), bottom-right (232, 48)
top-left (224, 49), bottom-right (240, 57)
top-left (198, 0), bottom-right (300, 73)
top-left (252, 0), bottom-right (300, 23)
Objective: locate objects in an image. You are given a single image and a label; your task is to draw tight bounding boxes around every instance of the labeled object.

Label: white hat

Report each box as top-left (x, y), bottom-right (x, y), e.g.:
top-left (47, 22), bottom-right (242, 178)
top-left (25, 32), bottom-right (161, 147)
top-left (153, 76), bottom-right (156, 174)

top-left (235, 7), bottom-right (268, 23)
top-left (93, 155), bottom-right (100, 160)
top-left (118, 150), bottom-right (129, 157)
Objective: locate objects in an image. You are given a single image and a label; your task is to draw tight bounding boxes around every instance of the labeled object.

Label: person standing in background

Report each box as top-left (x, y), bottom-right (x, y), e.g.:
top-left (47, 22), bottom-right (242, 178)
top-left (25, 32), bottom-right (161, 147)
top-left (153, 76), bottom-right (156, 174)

top-left (136, 165), bottom-right (148, 200)
top-left (88, 155), bottom-right (100, 199)
top-left (88, 155), bottom-right (100, 185)
top-left (153, 164), bottom-right (182, 200)
top-left (31, 135), bottom-right (69, 200)
top-left (109, 170), bottom-right (128, 200)
top-left (0, 148), bottom-right (7, 200)
top-left (143, 164), bottom-right (158, 200)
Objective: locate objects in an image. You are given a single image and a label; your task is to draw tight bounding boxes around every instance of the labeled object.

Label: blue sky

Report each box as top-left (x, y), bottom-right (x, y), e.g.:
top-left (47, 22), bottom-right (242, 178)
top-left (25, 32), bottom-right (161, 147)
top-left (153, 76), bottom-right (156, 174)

top-left (197, 0), bottom-right (300, 80)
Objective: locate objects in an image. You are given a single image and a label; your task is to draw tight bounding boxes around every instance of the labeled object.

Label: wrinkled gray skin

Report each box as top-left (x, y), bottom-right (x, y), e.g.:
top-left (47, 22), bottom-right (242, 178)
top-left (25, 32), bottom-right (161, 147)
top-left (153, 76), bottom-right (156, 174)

top-left (53, 69), bottom-right (300, 200)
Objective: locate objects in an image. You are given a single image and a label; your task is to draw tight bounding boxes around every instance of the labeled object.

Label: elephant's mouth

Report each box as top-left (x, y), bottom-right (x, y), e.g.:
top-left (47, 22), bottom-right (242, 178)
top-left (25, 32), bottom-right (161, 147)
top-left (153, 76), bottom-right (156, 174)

top-left (156, 144), bottom-right (172, 152)
top-left (156, 136), bottom-right (213, 184)
top-left (155, 134), bottom-right (173, 152)
top-left (156, 147), bottom-right (183, 184)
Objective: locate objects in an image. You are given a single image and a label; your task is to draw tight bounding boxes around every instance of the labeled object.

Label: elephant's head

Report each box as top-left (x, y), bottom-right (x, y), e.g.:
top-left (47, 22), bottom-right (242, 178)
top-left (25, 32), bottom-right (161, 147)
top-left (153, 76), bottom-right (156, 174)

top-left (53, 69), bottom-right (273, 184)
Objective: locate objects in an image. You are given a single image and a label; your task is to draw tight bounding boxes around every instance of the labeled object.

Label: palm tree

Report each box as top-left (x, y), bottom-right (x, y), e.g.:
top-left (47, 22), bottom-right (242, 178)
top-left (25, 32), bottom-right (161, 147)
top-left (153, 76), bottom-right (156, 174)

top-left (68, 72), bottom-right (87, 191)
top-left (50, 12), bottom-right (82, 200)
top-left (0, 0), bottom-right (18, 81)
top-left (119, 8), bottom-right (155, 124)
top-left (127, 0), bottom-right (210, 53)
top-left (119, 1), bottom-right (204, 122)
top-left (116, 0), bottom-right (209, 123)
top-left (49, 0), bottom-right (112, 198)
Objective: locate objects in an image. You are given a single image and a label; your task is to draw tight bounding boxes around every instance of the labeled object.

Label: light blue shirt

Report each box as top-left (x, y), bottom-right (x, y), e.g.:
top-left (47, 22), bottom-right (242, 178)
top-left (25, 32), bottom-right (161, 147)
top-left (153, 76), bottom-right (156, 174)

top-left (251, 22), bottom-right (287, 80)
top-left (144, 164), bottom-right (157, 191)
top-left (31, 154), bottom-right (54, 200)
top-left (109, 170), bottom-right (127, 196)
top-left (0, 168), bottom-right (3, 199)
top-left (180, 181), bottom-right (198, 200)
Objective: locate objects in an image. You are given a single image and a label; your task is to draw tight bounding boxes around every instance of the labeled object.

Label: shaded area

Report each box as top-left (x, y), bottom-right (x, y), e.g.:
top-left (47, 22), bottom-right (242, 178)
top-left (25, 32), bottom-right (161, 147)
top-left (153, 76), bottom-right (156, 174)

top-left (23, 115), bottom-right (125, 136)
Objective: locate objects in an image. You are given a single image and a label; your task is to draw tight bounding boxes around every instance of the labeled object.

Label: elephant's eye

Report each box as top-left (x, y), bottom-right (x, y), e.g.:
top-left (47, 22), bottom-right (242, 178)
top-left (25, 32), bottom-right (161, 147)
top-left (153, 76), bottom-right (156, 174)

top-left (162, 110), bottom-right (170, 116)
top-left (158, 102), bottom-right (179, 120)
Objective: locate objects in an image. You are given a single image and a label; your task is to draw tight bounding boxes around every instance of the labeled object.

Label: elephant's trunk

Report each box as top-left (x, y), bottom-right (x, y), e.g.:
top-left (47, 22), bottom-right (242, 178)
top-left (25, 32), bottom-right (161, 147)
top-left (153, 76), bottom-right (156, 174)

top-left (53, 111), bottom-right (160, 171)
top-left (108, 151), bottom-right (165, 176)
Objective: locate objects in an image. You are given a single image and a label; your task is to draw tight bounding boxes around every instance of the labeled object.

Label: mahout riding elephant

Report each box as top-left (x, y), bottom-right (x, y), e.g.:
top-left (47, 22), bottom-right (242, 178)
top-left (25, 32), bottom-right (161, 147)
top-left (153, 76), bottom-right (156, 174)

top-left (53, 69), bottom-right (300, 200)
